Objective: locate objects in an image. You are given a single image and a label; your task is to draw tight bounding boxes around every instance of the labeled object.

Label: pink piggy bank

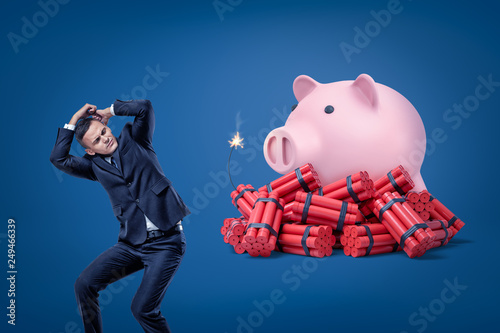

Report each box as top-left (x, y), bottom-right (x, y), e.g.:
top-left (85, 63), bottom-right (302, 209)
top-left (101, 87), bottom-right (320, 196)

top-left (263, 74), bottom-right (427, 191)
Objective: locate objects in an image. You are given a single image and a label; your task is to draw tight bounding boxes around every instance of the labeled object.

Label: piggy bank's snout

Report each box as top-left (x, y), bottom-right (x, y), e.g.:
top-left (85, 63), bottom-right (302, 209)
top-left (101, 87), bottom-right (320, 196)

top-left (264, 128), bottom-right (296, 174)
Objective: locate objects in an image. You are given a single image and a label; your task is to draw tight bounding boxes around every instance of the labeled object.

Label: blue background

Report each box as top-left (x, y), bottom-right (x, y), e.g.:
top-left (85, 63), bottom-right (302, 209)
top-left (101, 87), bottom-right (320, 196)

top-left (1, 0), bottom-right (499, 332)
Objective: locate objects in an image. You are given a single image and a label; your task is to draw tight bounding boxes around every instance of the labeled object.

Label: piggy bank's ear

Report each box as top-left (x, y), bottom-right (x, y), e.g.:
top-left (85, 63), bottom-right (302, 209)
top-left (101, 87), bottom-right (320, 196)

top-left (352, 74), bottom-right (379, 109)
top-left (293, 75), bottom-right (320, 102)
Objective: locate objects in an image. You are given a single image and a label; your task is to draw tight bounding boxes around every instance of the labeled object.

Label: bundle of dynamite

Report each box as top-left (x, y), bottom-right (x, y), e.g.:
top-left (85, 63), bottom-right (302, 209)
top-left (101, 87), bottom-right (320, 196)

top-left (222, 163), bottom-right (465, 259)
top-left (404, 190), bottom-right (434, 221)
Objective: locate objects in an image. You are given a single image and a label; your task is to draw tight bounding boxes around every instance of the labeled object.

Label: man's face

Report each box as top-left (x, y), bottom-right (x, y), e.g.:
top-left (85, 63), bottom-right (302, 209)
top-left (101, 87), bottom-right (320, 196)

top-left (82, 120), bottom-right (118, 156)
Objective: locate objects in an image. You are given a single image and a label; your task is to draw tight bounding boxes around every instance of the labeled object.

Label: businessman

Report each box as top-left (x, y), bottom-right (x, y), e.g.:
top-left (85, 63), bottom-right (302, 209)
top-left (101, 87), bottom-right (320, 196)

top-left (50, 99), bottom-right (190, 333)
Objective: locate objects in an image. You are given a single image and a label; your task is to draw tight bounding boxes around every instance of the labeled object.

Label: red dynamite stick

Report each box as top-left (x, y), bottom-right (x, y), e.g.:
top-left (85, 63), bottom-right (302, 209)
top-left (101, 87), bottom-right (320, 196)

top-left (279, 234), bottom-right (323, 249)
top-left (260, 249), bottom-right (272, 257)
top-left (253, 242), bottom-right (264, 251)
top-left (280, 224), bottom-right (326, 237)
top-left (405, 192), bottom-right (420, 203)
top-left (340, 234), bottom-right (348, 246)
top-left (414, 201), bottom-right (425, 213)
top-left (279, 245), bottom-right (326, 258)
top-left (373, 165), bottom-right (405, 189)
top-left (244, 192), bottom-right (268, 244)
top-left (256, 192), bottom-right (279, 244)
top-left (344, 246), bottom-right (352, 256)
top-left (351, 245), bottom-right (402, 257)
top-left (371, 199), bottom-right (420, 257)
top-left (418, 211), bottom-right (430, 221)
top-left (259, 164), bottom-right (312, 192)
top-left (347, 237), bottom-right (355, 247)
top-left (233, 243), bottom-right (245, 254)
top-left (291, 202), bottom-right (359, 224)
top-left (350, 223), bottom-right (390, 237)
top-left (425, 220), bottom-right (455, 230)
top-left (323, 180), bottom-right (367, 201)
top-left (228, 234), bottom-right (239, 245)
top-left (330, 234), bottom-right (336, 246)
top-left (220, 225), bottom-right (228, 235)
top-left (223, 218), bottom-right (234, 228)
top-left (267, 198), bottom-right (285, 251)
top-left (382, 192), bottom-right (429, 244)
top-left (248, 249), bottom-right (259, 257)
top-left (295, 192), bottom-right (359, 215)
top-left (424, 202), bottom-right (435, 212)
top-left (419, 190), bottom-right (431, 203)
top-left (320, 171), bottom-right (365, 194)
top-left (241, 242), bottom-right (252, 250)
top-left (324, 246), bottom-right (333, 257)
top-left (354, 233), bottom-right (397, 248)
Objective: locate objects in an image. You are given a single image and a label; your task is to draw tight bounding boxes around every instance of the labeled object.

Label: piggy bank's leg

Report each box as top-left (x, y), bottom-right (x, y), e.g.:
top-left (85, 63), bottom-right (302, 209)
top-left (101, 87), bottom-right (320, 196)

top-left (411, 172), bottom-right (427, 192)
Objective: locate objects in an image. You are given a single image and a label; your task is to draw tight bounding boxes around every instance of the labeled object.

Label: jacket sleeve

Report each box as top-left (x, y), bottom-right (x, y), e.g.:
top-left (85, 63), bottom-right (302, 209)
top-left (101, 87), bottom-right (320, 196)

top-left (49, 128), bottom-right (97, 181)
top-left (112, 99), bottom-right (154, 149)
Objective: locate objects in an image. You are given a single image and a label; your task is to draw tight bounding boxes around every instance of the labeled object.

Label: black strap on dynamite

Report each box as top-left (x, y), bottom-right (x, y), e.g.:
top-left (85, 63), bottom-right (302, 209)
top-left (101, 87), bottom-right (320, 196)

top-left (392, 243), bottom-right (399, 252)
top-left (234, 188), bottom-right (257, 207)
top-left (318, 187), bottom-right (324, 196)
top-left (399, 223), bottom-right (429, 249)
top-left (361, 225), bottom-right (374, 256)
top-left (301, 193), bottom-right (313, 223)
top-left (337, 201), bottom-right (348, 231)
top-left (346, 175), bottom-right (361, 203)
top-left (247, 222), bottom-right (282, 251)
top-left (295, 167), bottom-right (311, 192)
top-left (301, 225), bottom-right (313, 256)
top-left (252, 197), bottom-right (284, 211)
top-left (448, 216), bottom-right (458, 228)
top-left (378, 198), bottom-right (405, 222)
top-left (266, 183), bottom-right (273, 193)
top-left (439, 220), bottom-right (448, 246)
top-left (387, 171), bottom-right (405, 195)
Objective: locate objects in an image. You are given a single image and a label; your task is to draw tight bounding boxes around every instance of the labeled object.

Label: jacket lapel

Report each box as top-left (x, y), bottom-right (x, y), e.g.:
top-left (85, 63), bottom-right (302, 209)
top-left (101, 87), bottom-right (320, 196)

top-left (91, 155), bottom-right (122, 177)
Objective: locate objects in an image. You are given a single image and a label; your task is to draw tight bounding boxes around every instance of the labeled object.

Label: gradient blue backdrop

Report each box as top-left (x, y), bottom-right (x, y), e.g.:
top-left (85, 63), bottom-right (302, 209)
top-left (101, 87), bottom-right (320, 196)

top-left (1, 0), bottom-right (499, 332)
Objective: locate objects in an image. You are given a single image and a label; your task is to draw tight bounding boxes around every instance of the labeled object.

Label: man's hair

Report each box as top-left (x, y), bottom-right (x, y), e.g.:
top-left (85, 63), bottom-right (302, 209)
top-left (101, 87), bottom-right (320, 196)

top-left (75, 118), bottom-right (96, 148)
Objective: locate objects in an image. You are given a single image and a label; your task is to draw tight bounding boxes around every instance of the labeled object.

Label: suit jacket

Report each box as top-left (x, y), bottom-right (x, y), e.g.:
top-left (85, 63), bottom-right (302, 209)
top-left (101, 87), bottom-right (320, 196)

top-left (50, 99), bottom-right (190, 245)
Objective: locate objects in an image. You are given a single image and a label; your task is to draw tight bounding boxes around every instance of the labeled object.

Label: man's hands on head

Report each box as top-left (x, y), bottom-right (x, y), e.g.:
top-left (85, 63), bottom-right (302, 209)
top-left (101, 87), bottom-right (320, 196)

top-left (92, 107), bottom-right (113, 126)
top-left (68, 104), bottom-right (113, 126)
top-left (69, 103), bottom-right (97, 126)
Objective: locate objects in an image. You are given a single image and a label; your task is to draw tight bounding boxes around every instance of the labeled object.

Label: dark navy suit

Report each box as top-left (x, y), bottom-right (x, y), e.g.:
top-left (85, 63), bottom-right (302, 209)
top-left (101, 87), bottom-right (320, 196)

top-left (50, 99), bottom-right (190, 332)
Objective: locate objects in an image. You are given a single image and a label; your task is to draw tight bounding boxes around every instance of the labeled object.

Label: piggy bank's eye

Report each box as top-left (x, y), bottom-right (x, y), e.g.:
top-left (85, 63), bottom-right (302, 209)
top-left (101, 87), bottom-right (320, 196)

top-left (324, 105), bottom-right (334, 114)
top-left (291, 104), bottom-right (298, 111)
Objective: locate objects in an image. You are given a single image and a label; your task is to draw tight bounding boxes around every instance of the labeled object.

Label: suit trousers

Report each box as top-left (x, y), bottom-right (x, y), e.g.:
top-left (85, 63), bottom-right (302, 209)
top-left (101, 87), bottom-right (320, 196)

top-left (74, 229), bottom-right (186, 333)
